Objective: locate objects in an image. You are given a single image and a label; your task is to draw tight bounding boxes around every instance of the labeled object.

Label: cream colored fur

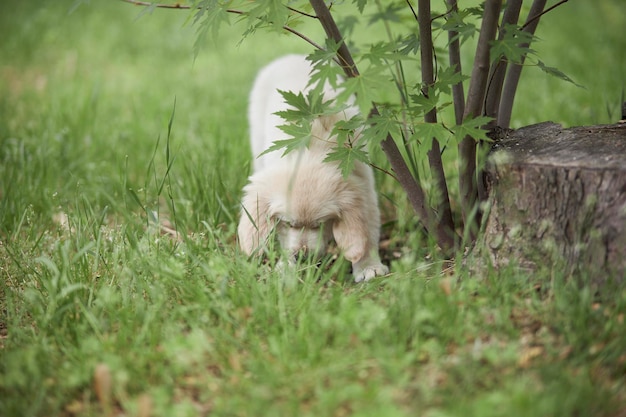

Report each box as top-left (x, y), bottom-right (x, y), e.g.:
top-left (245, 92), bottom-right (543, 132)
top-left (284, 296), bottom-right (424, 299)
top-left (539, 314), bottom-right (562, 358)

top-left (237, 54), bottom-right (388, 282)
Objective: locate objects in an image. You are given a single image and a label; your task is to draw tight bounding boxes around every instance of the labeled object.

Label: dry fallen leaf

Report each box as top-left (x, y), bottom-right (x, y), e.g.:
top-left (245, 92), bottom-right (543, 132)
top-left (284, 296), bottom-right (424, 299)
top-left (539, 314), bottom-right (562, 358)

top-left (589, 342), bottom-right (606, 355)
top-left (94, 363), bottom-right (112, 417)
top-left (558, 345), bottom-right (573, 361)
top-left (518, 345), bottom-right (544, 368)
top-left (439, 277), bottom-right (453, 296)
top-left (137, 393), bottom-right (153, 417)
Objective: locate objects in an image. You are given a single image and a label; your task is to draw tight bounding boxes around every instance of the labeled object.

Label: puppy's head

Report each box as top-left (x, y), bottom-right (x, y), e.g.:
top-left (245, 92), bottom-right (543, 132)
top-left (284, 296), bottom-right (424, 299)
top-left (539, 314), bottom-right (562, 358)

top-left (237, 158), bottom-right (371, 263)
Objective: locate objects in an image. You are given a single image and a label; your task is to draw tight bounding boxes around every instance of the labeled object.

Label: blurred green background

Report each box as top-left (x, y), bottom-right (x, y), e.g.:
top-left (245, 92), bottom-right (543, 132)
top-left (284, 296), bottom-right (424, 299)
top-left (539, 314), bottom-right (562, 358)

top-left (1, 0), bottom-right (623, 229)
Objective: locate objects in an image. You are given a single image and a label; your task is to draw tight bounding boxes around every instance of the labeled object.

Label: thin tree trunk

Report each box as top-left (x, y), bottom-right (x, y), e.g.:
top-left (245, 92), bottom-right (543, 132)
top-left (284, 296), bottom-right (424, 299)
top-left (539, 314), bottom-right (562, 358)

top-left (498, 0), bottom-right (547, 128)
top-left (446, 0), bottom-right (465, 126)
top-left (458, 0), bottom-right (502, 238)
top-left (417, 0), bottom-right (456, 248)
top-left (478, 0), bottom-right (522, 204)
top-left (484, 0), bottom-right (523, 121)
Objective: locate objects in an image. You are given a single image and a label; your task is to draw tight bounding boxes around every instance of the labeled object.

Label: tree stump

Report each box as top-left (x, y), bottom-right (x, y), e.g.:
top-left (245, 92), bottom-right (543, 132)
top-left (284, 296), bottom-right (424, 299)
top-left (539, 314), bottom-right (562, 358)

top-left (483, 122), bottom-right (626, 285)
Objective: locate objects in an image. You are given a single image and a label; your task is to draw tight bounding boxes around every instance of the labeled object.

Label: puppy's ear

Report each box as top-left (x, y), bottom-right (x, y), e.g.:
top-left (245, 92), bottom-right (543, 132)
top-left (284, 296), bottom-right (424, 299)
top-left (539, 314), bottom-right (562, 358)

top-left (332, 202), bottom-right (369, 264)
top-left (237, 189), bottom-right (273, 256)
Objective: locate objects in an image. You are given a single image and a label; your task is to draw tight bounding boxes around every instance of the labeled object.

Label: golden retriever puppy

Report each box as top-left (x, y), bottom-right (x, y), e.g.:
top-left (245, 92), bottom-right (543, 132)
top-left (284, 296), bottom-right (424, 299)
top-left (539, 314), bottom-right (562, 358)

top-left (237, 54), bottom-right (388, 282)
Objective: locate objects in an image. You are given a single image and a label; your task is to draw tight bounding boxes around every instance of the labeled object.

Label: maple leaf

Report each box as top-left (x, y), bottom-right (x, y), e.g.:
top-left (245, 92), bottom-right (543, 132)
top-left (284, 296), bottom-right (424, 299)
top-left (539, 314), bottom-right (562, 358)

top-left (259, 123), bottom-right (313, 159)
top-left (440, 8), bottom-right (478, 45)
top-left (453, 116), bottom-right (493, 143)
top-left (411, 122), bottom-right (451, 146)
top-left (409, 86), bottom-right (440, 116)
top-left (361, 110), bottom-right (401, 147)
top-left (324, 143), bottom-right (369, 178)
top-left (490, 24), bottom-right (536, 64)
top-left (362, 41), bottom-right (409, 66)
top-left (307, 41), bottom-right (350, 90)
top-left (434, 66), bottom-right (468, 95)
top-left (351, 0), bottom-right (367, 14)
top-left (536, 60), bottom-right (584, 88)
top-left (247, 0), bottom-right (289, 32)
top-left (337, 66), bottom-right (387, 114)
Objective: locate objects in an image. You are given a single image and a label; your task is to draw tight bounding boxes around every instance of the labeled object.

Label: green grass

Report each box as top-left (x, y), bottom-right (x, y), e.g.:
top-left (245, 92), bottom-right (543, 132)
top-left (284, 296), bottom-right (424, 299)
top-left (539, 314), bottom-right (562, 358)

top-left (1, 1), bottom-right (625, 416)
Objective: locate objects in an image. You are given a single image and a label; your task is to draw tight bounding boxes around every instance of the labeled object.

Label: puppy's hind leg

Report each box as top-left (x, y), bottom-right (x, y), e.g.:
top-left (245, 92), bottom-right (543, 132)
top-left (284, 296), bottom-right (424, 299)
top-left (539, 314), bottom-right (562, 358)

top-left (331, 197), bottom-right (389, 282)
top-left (352, 164), bottom-right (389, 282)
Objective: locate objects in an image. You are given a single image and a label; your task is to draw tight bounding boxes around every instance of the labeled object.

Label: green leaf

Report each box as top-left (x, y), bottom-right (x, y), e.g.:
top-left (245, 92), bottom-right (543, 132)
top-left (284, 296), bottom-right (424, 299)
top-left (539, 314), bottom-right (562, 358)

top-left (362, 41), bottom-right (410, 66)
top-left (409, 86), bottom-right (439, 116)
top-left (247, 0), bottom-right (289, 32)
top-left (466, 6), bottom-right (485, 17)
top-left (411, 122), bottom-right (451, 146)
top-left (398, 33), bottom-right (420, 55)
top-left (489, 24), bottom-right (536, 64)
top-left (192, 1), bottom-right (232, 56)
top-left (536, 60), bottom-right (584, 88)
top-left (263, 88), bottom-right (347, 159)
top-left (275, 90), bottom-right (312, 119)
top-left (332, 115), bottom-right (366, 146)
top-left (308, 38), bottom-right (344, 66)
top-left (308, 42), bottom-right (345, 89)
top-left (434, 66), bottom-right (468, 95)
top-left (454, 116), bottom-right (493, 143)
top-left (337, 66), bottom-right (387, 113)
top-left (368, 3), bottom-right (403, 25)
top-left (361, 110), bottom-right (401, 147)
top-left (324, 144), bottom-right (369, 178)
top-left (351, 0), bottom-right (368, 14)
top-left (338, 15), bottom-right (359, 37)
top-left (259, 125), bottom-right (312, 159)
top-left (440, 9), bottom-right (478, 45)
top-left (274, 89), bottom-right (340, 124)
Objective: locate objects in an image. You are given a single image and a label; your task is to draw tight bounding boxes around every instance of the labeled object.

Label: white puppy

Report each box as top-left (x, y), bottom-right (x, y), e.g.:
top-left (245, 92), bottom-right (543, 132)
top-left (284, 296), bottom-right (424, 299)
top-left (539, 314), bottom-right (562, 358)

top-left (237, 54), bottom-right (388, 282)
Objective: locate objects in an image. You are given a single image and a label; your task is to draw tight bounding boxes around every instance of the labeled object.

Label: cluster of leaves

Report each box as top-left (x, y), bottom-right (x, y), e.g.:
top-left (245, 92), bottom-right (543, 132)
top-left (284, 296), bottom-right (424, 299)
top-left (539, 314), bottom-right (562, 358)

top-left (183, 0), bottom-right (575, 252)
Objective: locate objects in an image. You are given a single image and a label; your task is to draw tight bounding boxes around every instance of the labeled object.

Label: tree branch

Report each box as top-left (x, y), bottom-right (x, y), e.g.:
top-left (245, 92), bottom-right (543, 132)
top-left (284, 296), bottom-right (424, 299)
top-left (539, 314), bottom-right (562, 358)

top-left (458, 0), bottom-right (502, 236)
top-left (120, 0), bottom-right (325, 52)
top-left (121, 0), bottom-right (317, 18)
top-left (405, 0), bottom-right (418, 21)
top-left (121, 0), bottom-right (206, 10)
top-left (286, 6), bottom-right (319, 20)
top-left (308, 0), bottom-right (359, 77)
top-left (281, 26), bottom-right (325, 51)
top-left (521, 0), bottom-right (569, 30)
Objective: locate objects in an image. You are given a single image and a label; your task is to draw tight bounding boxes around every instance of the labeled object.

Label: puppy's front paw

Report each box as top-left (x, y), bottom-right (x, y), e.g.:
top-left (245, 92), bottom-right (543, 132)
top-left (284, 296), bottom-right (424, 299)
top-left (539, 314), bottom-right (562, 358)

top-left (353, 262), bottom-right (389, 283)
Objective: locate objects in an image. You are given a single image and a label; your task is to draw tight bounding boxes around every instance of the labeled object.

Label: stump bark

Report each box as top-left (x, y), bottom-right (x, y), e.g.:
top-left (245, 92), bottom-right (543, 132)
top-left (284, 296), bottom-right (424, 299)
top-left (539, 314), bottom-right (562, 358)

top-left (483, 122), bottom-right (626, 284)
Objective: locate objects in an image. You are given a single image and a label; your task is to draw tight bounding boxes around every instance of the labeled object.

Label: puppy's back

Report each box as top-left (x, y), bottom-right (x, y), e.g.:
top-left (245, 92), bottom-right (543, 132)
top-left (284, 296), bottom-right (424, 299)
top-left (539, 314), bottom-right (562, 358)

top-left (248, 54), bottom-right (314, 172)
